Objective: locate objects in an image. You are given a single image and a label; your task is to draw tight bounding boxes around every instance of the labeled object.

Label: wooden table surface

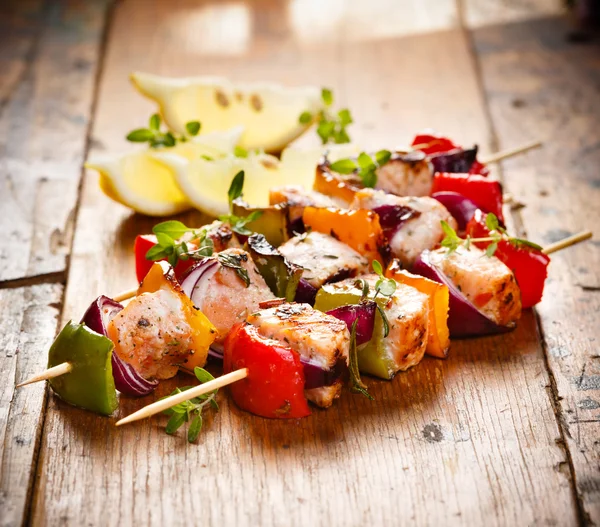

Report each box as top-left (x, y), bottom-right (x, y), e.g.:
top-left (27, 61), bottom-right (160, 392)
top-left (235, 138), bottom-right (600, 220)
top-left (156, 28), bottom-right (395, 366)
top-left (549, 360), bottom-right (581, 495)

top-left (1, 1), bottom-right (599, 525)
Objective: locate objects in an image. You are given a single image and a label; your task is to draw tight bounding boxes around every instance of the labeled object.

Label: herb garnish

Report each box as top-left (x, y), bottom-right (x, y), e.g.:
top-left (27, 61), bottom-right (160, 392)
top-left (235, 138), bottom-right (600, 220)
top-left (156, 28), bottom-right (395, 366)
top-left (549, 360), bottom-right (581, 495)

top-left (218, 170), bottom-right (264, 236)
top-left (146, 221), bottom-right (214, 267)
top-left (348, 320), bottom-right (374, 400)
top-left (370, 260), bottom-right (397, 338)
top-left (298, 88), bottom-right (353, 145)
top-left (329, 150), bottom-right (392, 188)
top-left (440, 213), bottom-right (543, 258)
top-left (126, 113), bottom-right (201, 148)
top-left (161, 367), bottom-right (219, 443)
top-left (217, 252), bottom-right (250, 287)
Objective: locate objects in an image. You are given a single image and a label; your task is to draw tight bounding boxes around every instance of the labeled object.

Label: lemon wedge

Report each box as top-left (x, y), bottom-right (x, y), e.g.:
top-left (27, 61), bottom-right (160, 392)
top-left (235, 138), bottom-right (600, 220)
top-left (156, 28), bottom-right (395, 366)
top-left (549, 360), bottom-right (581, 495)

top-left (130, 72), bottom-right (324, 153)
top-left (86, 128), bottom-right (243, 216)
top-left (152, 143), bottom-right (362, 217)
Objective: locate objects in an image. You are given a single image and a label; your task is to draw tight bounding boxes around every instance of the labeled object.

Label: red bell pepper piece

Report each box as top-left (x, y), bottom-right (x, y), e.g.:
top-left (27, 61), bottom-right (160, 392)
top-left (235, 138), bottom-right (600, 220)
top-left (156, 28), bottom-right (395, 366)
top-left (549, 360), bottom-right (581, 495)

top-left (223, 322), bottom-right (311, 419)
top-left (134, 234), bottom-right (196, 283)
top-left (411, 132), bottom-right (458, 155)
top-left (466, 210), bottom-right (550, 308)
top-left (431, 172), bottom-right (504, 223)
top-left (468, 159), bottom-right (489, 177)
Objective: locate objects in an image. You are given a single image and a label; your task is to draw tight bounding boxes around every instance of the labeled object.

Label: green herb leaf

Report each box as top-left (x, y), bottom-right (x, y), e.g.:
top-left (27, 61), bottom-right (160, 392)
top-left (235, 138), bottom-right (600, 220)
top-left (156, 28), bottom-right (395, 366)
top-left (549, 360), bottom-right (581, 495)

top-left (354, 278), bottom-right (370, 302)
top-left (228, 171), bottom-right (245, 210)
top-left (299, 111), bottom-right (313, 124)
top-left (329, 158), bottom-right (358, 174)
top-left (485, 242), bottom-right (498, 258)
top-left (485, 213), bottom-right (500, 232)
top-left (187, 415), bottom-right (202, 443)
top-left (126, 128), bottom-right (154, 142)
top-left (377, 279), bottom-right (396, 297)
top-left (317, 120), bottom-right (335, 144)
top-left (357, 152), bottom-right (375, 170)
top-left (348, 320), bottom-right (374, 400)
top-left (376, 303), bottom-right (390, 339)
top-left (337, 108), bottom-right (353, 126)
top-left (163, 132), bottom-right (176, 147)
top-left (194, 367), bottom-right (215, 384)
top-left (186, 121), bottom-right (201, 136)
top-left (149, 114), bottom-right (161, 131)
top-left (510, 237), bottom-right (543, 251)
top-left (360, 167), bottom-right (377, 188)
top-left (153, 220), bottom-right (192, 240)
top-left (321, 88), bottom-right (333, 106)
top-left (201, 154), bottom-right (214, 161)
top-left (166, 412), bottom-right (187, 435)
top-left (375, 149), bottom-right (392, 166)
top-left (372, 259), bottom-right (384, 277)
top-left (234, 146), bottom-right (248, 158)
top-left (217, 252), bottom-right (250, 287)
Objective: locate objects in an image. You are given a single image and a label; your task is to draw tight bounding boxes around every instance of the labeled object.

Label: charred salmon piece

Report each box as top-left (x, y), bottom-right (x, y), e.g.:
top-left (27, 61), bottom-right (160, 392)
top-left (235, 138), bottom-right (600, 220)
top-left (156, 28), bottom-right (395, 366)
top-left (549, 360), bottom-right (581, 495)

top-left (350, 188), bottom-right (457, 269)
top-left (269, 185), bottom-right (337, 223)
top-left (107, 288), bottom-right (195, 381)
top-left (247, 303), bottom-right (350, 408)
top-left (428, 246), bottom-right (522, 327)
top-left (375, 153), bottom-right (433, 197)
top-left (196, 249), bottom-right (275, 348)
top-left (183, 220), bottom-right (239, 253)
top-left (279, 231), bottom-right (369, 288)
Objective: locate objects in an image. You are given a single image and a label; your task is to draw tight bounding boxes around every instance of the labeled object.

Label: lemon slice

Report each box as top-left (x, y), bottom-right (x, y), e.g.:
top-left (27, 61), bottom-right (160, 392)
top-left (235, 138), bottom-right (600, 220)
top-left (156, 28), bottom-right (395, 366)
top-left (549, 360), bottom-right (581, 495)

top-left (130, 72), bottom-right (324, 153)
top-left (152, 152), bottom-right (282, 216)
top-left (86, 128), bottom-right (243, 216)
top-left (153, 143), bottom-right (362, 216)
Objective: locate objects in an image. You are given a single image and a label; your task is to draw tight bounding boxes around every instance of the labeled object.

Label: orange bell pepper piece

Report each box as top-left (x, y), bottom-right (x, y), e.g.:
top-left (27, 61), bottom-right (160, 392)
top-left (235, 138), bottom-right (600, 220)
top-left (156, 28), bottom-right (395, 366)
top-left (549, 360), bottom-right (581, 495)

top-left (386, 260), bottom-right (450, 358)
top-left (313, 164), bottom-right (362, 206)
top-left (138, 262), bottom-right (217, 372)
top-left (302, 206), bottom-right (387, 266)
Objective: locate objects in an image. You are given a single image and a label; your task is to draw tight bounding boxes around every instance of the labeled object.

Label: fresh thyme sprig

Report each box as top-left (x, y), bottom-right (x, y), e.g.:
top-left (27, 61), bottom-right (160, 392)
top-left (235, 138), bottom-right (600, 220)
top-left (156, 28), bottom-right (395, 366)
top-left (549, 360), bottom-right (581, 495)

top-left (298, 88), bottom-right (353, 145)
top-left (440, 213), bottom-right (543, 257)
top-left (328, 149), bottom-right (392, 188)
top-left (218, 170), bottom-right (264, 236)
top-left (126, 113), bottom-right (201, 148)
top-left (217, 252), bottom-right (250, 287)
top-left (161, 367), bottom-right (219, 443)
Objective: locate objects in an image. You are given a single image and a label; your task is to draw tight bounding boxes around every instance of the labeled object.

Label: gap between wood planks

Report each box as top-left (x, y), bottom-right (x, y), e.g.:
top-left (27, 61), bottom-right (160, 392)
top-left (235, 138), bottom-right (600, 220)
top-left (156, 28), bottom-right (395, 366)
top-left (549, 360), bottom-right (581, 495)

top-left (18, 2), bottom-right (119, 525)
top-left (454, 0), bottom-right (587, 523)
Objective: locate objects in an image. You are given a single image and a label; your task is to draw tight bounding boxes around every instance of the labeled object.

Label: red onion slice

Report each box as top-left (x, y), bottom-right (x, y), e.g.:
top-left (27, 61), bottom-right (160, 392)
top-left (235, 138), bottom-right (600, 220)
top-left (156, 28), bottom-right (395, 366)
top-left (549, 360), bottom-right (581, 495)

top-left (81, 296), bottom-right (158, 397)
top-left (431, 191), bottom-right (479, 231)
top-left (430, 146), bottom-right (478, 174)
top-left (413, 252), bottom-right (514, 337)
top-left (327, 301), bottom-right (377, 346)
top-left (294, 278), bottom-right (319, 306)
top-left (372, 204), bottom-right (421, 238)
top-left (301, 357), bottom-right (346, 389)
top-left (181, 258), bottom-right (220, 307)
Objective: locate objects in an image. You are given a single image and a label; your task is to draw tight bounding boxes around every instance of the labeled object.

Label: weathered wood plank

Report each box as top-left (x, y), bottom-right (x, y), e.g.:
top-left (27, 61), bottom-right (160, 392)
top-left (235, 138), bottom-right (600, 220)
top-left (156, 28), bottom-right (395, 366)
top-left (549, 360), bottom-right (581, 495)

top-left (0, 0), bottom-right (111, 282)
top-left (469, 14), bottom-right (600, 523)
top-left (32, 1), bottom-right (578, 525)
top-left (0, 283), bottom-right (62, 527)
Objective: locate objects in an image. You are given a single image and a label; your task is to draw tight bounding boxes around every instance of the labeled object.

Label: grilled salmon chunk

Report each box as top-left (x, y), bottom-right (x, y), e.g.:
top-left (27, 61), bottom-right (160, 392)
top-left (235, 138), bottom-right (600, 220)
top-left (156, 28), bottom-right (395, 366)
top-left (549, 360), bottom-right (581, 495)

top-left (375, 152), bottom-right (433, 197)
top-left (247, 303), bottom-right (350, 408)
top-left (351, 188), bottom-right (457, 268)
top-left (428, 246), bottom-right (522, 327)
top-left (279, 231), bottom-right (369, 288)
top-left (194, 249), bottom-right (275, 349)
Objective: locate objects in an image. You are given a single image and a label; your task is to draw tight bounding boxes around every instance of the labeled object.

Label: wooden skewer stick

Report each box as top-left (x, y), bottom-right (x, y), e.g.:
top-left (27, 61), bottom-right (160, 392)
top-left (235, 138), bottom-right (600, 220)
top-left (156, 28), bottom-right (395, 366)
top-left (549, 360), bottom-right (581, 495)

top-left (115, 368), bottom-right (249, 427)
top-left (16, 362), bottom-right (72, 387)
top-left (480, 140), bottom-right (542, 165)
top-left (543, 231), bottom-right (593, 255)
top-left (113, 287), bottom-right (138, 303)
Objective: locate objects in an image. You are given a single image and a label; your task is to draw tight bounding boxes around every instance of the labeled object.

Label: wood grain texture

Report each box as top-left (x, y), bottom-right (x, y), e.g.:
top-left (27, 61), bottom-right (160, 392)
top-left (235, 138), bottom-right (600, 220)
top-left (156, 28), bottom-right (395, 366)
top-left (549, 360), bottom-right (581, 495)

top-left (0, 283), bottom-right (62, 527)
top-left (30, 1), bottom-right (580, 525)
top-left (0, 0), bottom-right (110, 283)
top-left (469, 14), bottom-right (600, 523)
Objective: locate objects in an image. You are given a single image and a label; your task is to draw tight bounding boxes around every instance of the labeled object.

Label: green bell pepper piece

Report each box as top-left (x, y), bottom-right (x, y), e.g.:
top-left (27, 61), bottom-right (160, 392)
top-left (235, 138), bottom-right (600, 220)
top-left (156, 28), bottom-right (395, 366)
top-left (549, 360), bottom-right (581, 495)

top-left (48, 321), bottom-right (118, 416)
top-left (232, 199), bottom-right (290, 247)
top-left (246, 234), bottom-right (303, 301)
top-left (314, 282), bottom-right (396, 379)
